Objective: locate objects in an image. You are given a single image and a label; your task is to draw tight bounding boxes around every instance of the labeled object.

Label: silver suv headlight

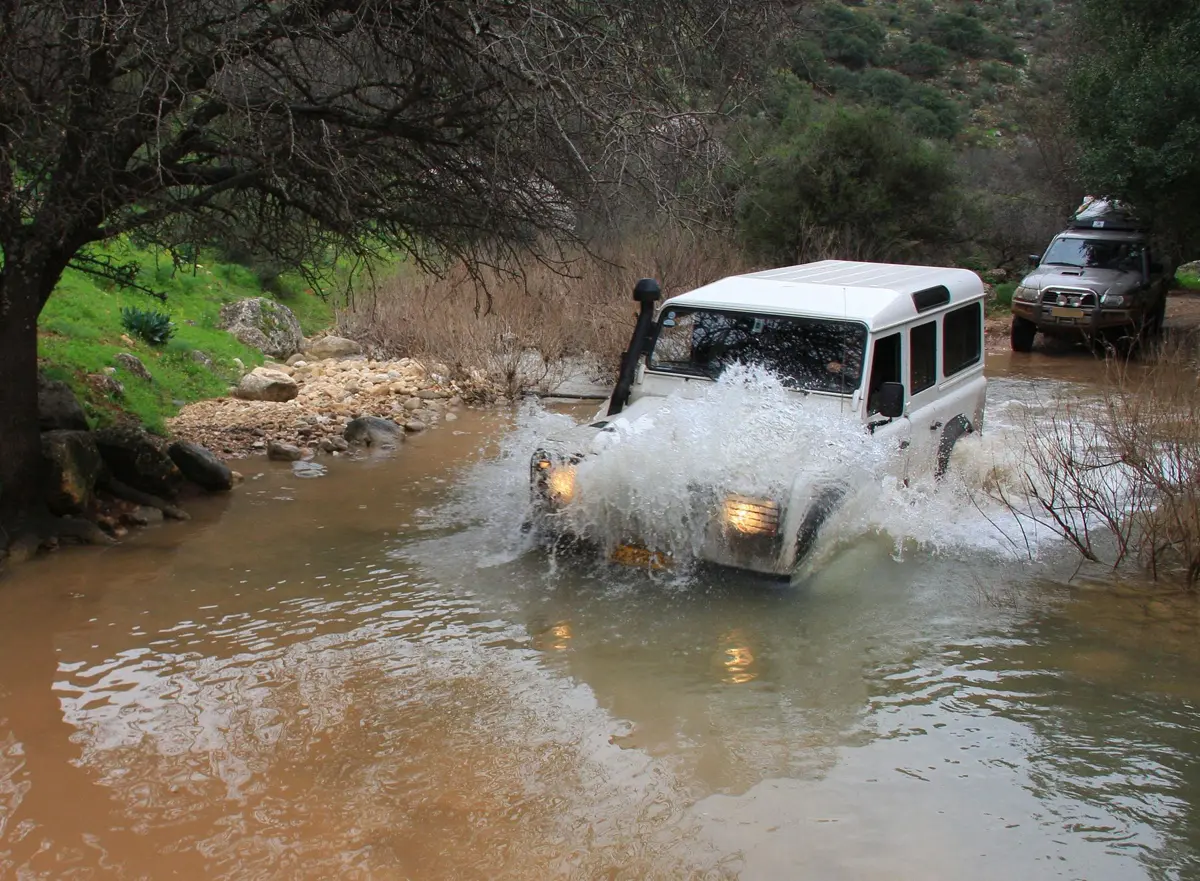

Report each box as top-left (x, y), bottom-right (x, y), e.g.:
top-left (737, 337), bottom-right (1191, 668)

top-left (1013, 285), bottom-right (1038, 302)
top-left (1101, 291), bottom-right (1129, 307)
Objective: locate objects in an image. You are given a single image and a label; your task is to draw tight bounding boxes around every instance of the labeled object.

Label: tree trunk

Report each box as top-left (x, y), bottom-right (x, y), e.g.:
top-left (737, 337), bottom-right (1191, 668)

top-left (0, 272), bottom-right (50, 532)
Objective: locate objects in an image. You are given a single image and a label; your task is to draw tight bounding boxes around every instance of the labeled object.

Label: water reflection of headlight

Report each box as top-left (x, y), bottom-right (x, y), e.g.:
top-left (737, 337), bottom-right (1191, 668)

top-left (722, 495), bottom-right (779, 536)
top-left (717, 629), bottom-right (758, 684)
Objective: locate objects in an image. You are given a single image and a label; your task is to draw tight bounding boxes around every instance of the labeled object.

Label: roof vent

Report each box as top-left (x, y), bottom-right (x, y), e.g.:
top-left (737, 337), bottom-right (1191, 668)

top-left (912, 285), bottom-right (950, 313)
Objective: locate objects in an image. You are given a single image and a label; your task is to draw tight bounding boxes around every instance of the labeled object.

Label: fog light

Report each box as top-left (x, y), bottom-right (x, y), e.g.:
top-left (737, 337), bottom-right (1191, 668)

top-left (722, 495), bottom-right (779, 536)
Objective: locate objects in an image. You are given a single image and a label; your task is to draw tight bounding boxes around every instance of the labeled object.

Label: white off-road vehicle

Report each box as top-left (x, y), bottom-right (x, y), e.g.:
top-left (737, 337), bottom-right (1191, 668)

top-left (529, 260), bottom-right (987, 578)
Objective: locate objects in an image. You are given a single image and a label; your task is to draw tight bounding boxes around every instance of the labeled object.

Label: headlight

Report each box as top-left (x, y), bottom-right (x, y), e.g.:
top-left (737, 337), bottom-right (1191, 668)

top-left (1101, 292), bottom-right (1128, 306)
top-left (532, 450), bottom-right (577, 504)
top-left (722, 495), bottom-right (779, 536)
top-left (546, 465), bottom-right (576, 503)
top-left (1013, 285), bottom-right (1037, 301)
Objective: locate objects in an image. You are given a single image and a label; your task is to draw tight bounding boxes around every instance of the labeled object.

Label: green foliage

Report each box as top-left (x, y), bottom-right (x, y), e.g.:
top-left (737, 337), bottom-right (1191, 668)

top-left (981, 61), bottom-right (1019, 85)
top-left (1069, 0), bottom-right (1200, 255)
top-left (993, 282), bottom-right (1017, 310)
top-left (1178, 269), bottom-right (1200, 291)
top-left (120, 306), bottom-right (176, 346)
top-left (36, 239), bottom-right (339, 433)
top-left (895, 41), bottom-right (950, 79)
top-left (736, 102), bottom-right (961, 264)
top-left (926, 12), bottom-right (991, 57)
top-left (817, 3), bottom-right (887, 70)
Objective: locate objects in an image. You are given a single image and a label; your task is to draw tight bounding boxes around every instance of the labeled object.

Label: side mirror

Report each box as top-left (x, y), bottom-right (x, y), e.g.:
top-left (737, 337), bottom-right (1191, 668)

top-left (877, 382), bottom-right (905, 419)
top-left (1027, 254), bottom-right (1041, 267)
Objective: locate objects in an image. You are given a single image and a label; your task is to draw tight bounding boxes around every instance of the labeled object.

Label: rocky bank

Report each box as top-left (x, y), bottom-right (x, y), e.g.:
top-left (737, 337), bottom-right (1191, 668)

top-left (169, 348), bottom-right (499, 458)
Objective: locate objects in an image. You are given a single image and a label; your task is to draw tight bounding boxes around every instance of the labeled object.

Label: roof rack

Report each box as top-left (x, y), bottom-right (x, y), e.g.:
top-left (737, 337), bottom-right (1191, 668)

top-left (1068, 196), bottom-right (1145, 231)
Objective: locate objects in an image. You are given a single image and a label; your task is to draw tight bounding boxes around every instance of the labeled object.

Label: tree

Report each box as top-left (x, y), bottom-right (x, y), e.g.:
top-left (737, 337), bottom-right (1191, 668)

top-left (1068, 0), bottom-right (1200, 262)
top-left (735, 100), bottom-right (961, 264)
top-left (0, 0), bottom-right (760, 536)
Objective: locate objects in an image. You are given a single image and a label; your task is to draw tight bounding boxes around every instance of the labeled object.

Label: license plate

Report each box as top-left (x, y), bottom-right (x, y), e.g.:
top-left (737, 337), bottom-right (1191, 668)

top-left (1051, 306), bottom-right (1085, 318)
top-left (610, 544), bottom-right (672, 570)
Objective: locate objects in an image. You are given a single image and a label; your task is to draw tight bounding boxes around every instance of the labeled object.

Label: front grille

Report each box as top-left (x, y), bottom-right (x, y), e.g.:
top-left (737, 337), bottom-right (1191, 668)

top-left (1041, 287), bottom-right (1098, 308)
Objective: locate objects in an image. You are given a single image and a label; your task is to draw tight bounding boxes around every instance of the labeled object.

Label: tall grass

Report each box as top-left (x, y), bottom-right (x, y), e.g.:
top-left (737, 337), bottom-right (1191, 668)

top-left (338, 229), bottom-right (750, 397)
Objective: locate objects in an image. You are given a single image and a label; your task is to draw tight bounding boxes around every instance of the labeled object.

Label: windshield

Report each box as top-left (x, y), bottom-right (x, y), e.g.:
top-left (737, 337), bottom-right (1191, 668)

top-left (1042, 237), bottom-right (1143, 270)
top-left (648, 307), bottom-right (867, 394)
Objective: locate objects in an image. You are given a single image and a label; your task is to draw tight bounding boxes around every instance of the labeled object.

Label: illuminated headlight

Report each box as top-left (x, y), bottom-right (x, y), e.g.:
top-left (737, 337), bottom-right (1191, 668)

top-left (722, 495), bottom-right (780, 536)
top-left (546, 465), bottom-right (576, 503)
top-left (532, 451), bottom-right (577, 504)
top-left (1013, 285), bottom-right (1038, 302)
top-left (1101, 291), bottom-right (1128, 306)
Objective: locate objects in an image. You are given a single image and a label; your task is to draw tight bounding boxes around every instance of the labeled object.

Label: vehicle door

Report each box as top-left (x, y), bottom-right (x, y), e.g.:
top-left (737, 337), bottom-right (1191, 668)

top-left (862, 330), bottom-right (913, 483)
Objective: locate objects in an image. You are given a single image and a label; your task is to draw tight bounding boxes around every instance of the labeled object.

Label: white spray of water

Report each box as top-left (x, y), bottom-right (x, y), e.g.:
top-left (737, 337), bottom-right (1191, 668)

top-left (554, 365), bottom-right (896, 561)
top-left (425, 368), bottom-right (1100, 578)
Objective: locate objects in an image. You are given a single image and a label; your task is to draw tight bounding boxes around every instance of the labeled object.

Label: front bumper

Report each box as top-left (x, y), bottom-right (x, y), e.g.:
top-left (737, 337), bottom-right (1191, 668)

top-left (529, 450), bottom-right (841, 578)
top-left (1012, 299), bottom-right (1134, 334)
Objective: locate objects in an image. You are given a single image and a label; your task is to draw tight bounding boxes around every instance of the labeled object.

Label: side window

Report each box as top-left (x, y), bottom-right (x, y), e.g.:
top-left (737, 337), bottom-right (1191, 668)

top-left (942, 302), bottom-right (982, 377)
top-left (910, 321), bottom-right (937, 394)
top-left (866, 333), bottom-right (902, 415)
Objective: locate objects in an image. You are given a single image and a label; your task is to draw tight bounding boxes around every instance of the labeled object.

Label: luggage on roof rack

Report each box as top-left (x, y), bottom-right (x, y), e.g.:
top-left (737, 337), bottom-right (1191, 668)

top-left (1069, 196), bottom-right (1144, 231)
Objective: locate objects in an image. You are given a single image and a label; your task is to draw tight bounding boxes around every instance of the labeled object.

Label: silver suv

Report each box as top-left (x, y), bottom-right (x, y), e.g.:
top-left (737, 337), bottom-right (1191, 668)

top-left (1010, 202), bottom-right (1170, 352)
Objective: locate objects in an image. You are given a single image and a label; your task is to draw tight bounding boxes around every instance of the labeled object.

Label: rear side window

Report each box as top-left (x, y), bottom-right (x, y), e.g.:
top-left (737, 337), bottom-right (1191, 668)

top-left (910, 321), bottom-right (937, 394)
top-left (943, 302), bottom-right (982, 376)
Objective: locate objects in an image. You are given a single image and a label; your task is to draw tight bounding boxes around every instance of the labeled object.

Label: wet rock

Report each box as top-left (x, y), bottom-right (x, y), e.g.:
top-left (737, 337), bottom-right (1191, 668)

top-left (41, 430), bottom-right (103, 516)
top-left (318, 436), bottom-right (350, 453)
top-left (305, 335), bottom-right (363, 360)
top-left (415, 389), bottom-right (446, 400)
top-left (219, 297), bottom-right (304, 358)
top-left (267, 441), bottom-right (303, 461)
top-left (1146, 600), bottom-right (1174, 620)
top-left (235, 367), bottom-right (299, 402)
top-left (444, 412), bottom-right (458, 422)
top-left (168, 440), bottom-right (234, 492)
top-left (114, 352), bottom-right (152, 381)
top-left (38, 374), bottom-right (89, 432)
top-left (94, 425), bottom-right (184, 499)
top-left (291, 460), bottom-right (328, 479)
top-left (123, 505), bottom-right (165, 526)
top-left (404, 420), bottom-right (427, 433)
top-left (403, 397), bottom-right (422, 411)
top-left (344, 416), bottom-right (405, 448)
top-left (87, 373), bottom-right (125, 399)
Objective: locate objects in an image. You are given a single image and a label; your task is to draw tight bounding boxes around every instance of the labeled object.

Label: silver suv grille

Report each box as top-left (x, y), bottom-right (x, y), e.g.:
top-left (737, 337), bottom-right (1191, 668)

top-left (1041, 287), bottom-right (1098, 308)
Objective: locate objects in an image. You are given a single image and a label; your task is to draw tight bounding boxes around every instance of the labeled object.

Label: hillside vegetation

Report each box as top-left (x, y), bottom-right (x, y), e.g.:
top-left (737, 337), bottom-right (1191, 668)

top-left (37, 241), bottom-right (335, 434)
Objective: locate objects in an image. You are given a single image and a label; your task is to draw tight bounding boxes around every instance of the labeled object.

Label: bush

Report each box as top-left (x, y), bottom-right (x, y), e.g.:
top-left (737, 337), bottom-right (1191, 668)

top-left (896, 41), bottom-right (951, 78)
top-left (927, 12), bottom-right (990, 57)
top-left (735, 102), bottom-right (961, 265)
top-left (994, 345), bottom-right (1200, 589)
top-left (818, 3), bottom-right (886, 69)
top-left (981, 61), bottom-right (1019, 84)
top-left (120, 306), bottom-right (176, 346)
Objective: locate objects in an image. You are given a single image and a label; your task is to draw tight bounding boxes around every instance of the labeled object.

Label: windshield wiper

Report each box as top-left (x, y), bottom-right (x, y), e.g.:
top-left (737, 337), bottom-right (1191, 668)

top-left (654, 361), bottom-right (711, 377)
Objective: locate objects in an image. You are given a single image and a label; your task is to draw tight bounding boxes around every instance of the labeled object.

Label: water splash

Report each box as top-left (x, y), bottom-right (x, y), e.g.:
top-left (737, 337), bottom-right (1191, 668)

top-left (426, 368), bottom-right (1089, 577)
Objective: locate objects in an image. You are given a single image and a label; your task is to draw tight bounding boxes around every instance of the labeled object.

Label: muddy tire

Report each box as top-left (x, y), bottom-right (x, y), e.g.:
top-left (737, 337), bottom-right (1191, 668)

top-left (792, 485), bottom-right (846, 569)
top-left (935, 416), bottom-right (973, 480)
top-left (1010, 316), bottom-right (1036, 353)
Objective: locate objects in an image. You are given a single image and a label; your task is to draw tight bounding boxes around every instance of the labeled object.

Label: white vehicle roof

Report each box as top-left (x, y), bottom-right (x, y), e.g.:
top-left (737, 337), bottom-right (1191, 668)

top-left (663, 260), bottom-right (985, 331)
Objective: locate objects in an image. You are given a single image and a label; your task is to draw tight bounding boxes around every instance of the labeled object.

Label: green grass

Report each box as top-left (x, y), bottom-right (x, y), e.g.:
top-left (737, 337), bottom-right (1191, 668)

top-left (38, 239), bottom-right (339, 434)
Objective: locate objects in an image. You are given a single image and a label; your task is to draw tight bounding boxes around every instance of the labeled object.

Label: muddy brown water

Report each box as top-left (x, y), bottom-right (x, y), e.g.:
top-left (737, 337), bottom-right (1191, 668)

top-left (3, 353), bottom-right (1200, 880)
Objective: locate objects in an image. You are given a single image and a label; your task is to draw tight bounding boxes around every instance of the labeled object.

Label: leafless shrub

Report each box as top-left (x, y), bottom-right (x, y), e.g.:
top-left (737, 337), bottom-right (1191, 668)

top-left (995, 341), bottom-right (1200, 588)
top-left (338, 227), bottom-right (750, 397)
